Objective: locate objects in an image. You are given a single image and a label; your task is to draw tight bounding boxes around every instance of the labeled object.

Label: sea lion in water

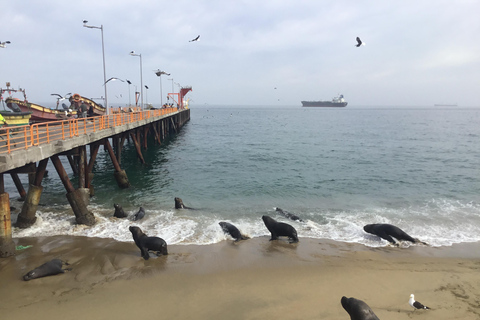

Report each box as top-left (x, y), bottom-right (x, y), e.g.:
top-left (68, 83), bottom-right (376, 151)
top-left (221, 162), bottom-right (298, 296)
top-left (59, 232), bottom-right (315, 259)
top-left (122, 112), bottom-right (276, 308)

top-left (363, 223), bottom-right (427, 245)
top-left (133, 207), bottom-right (145, 221)
top-left (113, 203), bottom-right (127, 218)
top-left (129, 226), bottom-right (168, 260)
top-left (262, 215), bottom-right (299, 243)
top-left (341, 296), bottom-right (380, 320)
top-left (275, 207), bottom-right (303, 222)
top-left (219, 222), bottom-right (249, 241)
top-left (23, 259), bottom-right (71, 281)
top-left (174, 197), bottom-right (195, 209)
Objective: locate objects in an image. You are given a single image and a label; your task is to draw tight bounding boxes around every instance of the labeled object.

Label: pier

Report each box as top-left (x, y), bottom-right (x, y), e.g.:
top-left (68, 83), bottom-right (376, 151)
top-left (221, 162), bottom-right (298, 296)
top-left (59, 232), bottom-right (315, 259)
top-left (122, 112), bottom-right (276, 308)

top-left (0, 107), bottom-right (190, 257)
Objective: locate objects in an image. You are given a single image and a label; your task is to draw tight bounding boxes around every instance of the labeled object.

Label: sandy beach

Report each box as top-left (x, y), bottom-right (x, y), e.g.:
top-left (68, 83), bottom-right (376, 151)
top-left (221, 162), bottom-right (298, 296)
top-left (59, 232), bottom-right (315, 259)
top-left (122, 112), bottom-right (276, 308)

top-left (1, 236), bottom-right (479, 320)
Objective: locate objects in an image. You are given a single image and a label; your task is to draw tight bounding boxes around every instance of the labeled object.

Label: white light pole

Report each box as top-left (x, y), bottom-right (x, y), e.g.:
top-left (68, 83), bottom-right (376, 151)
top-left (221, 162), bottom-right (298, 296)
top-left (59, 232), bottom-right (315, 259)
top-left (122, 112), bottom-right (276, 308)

top-left (129, 51), bottom-right (143, 109)
top-left (154, 70), bottom-right (170, 107)
top-left (83, 21), bottom-right (108, 114)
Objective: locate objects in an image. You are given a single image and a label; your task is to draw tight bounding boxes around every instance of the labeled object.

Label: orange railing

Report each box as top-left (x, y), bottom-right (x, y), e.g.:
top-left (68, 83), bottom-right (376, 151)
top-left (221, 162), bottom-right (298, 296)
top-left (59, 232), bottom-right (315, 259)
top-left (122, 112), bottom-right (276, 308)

top-left (0, 108), bottom-right (178, 155)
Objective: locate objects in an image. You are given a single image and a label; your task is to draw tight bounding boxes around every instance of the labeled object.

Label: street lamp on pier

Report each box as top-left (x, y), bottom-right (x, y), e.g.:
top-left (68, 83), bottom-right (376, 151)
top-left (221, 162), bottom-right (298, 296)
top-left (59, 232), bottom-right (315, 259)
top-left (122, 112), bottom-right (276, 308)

top-left (83, 20), bottom-right (108, 114)
top-left (129, 51), bottom-right (143, 109)
top-left (154, 69), bottom-right (170, 108)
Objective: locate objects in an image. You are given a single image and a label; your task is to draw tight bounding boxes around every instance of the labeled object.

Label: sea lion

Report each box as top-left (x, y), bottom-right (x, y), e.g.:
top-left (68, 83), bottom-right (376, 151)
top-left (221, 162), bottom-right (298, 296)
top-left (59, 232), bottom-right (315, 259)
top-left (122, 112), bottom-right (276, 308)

top-left (23, 259), bottom-right (71, 281)
top-left (363, 223), bottom-right (427, 245)
top-left (113, 203), bottom-right (127, 218)
top-left (133, 207), bottom-right (145, 221)
top-left (341, 296), bottom-right (380, 320)
top-left (219, 222), bottom-right (250, 241)
top-left (262, 215), bottom-right (299, 243)
top-left (129, 226), bottom-right (168, 260)
top-left (275, 207), bottom-right (303, 222)
top-left (174, 197), bottom-right (195, 209)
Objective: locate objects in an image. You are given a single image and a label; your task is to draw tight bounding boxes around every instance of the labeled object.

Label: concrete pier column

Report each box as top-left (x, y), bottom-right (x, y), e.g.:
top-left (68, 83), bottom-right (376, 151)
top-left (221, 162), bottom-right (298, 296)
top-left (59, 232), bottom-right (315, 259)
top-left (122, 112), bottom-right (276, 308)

top-left (66, 188), bottom-right (95, 226)
top-left (51, 155), bottom-right (96, 226)
top-left (0, 192), bottom-right (15, 258)
top-left (15, 185), bottom-right (43, 228)
top-left (104, 139), bottom-right (131, 188)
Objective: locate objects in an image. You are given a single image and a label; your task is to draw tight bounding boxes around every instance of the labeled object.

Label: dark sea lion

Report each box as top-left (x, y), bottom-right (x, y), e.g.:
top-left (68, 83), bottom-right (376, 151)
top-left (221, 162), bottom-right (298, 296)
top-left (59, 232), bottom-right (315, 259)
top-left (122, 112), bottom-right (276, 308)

top-left (262, 215), bottom-right (299, 243)
top-left (129, 226), bottom-right (168, 260)
top-left (174, 197), bottom-right (195, 209)
top-left (363, 223), bottom-right (427, 245)
top-left (113, 203), bottom-right (127, 218)
top-left (133, 207), bottom-right (145, 221)
top-left (23, 259), bottom-right (71, 281)
top-left (341, 296), bottom-right (380, 320)
top-left (219, 222), bottom-right (250, 241)
top-left (275, 207), bottom-right (303, 222)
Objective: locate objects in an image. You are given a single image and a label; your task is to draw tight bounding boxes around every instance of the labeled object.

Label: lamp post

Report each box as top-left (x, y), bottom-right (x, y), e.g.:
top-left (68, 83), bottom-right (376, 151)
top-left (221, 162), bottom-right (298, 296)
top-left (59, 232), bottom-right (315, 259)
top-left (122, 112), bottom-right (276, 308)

top-left (83, 21), bottom-right (108, 114)
top-left (154, 70), bottom-right (170, 107)
top-left (145, 85), bottom-right (149, 107)
top-left (129, 51), bottom-right (143, 109)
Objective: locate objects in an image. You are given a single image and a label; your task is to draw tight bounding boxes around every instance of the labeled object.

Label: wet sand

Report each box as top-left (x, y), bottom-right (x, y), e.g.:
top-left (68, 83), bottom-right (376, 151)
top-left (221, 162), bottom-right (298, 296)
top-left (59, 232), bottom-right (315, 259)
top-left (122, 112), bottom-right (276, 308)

top-left (1, 236), bottom-right (480, 320)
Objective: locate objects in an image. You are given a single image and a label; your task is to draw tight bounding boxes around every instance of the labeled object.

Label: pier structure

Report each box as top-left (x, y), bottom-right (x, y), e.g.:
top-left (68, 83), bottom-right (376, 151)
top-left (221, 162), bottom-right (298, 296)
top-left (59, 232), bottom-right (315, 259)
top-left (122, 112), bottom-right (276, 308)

top-left (0, 107), bottom-right (190, 257)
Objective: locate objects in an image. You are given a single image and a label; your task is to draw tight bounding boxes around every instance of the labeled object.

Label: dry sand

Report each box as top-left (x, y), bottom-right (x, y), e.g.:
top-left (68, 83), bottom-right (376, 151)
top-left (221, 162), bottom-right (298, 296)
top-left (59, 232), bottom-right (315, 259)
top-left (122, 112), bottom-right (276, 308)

top-left (1, 236), bottom-right (480, 320)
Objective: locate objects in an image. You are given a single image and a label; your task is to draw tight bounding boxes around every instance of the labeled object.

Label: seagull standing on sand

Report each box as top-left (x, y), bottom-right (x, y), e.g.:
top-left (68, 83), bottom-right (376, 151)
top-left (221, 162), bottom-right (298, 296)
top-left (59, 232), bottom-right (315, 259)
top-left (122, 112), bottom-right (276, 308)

top-left (189, 35), bottom-right (200, 42)
top-left (355, 37), bottom-right (365, 47)
top-left (409, 294), bottom-right (430, 310)
top-left (104, 77), bottom-right (125, 85)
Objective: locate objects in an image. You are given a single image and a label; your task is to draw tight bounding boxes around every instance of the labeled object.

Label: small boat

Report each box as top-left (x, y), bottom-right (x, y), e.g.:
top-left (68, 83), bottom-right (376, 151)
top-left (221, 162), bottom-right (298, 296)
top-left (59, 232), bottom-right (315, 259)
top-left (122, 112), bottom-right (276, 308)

top-left (0, 111), bottom-right (31, 128)
top-left (4, 89), bottom-right (105, 123)
top-left (301, 94), bottom-right (348, 107)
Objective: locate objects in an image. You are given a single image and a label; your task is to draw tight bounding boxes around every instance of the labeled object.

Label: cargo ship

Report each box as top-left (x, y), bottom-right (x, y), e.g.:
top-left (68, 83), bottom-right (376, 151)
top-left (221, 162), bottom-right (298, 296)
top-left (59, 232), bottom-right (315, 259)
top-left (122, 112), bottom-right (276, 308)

top-left (301, 94), bottom-right (347, 107)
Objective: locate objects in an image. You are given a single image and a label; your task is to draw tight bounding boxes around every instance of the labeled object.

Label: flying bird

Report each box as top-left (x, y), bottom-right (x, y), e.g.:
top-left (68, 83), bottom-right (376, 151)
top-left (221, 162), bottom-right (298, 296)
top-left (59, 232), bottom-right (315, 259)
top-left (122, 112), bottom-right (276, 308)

top-left (104, 77), bottom-right (125, 85)
top-left (0, 40), bottom-right (11, 48)
top-left (189, 35), bottom-right (200, 42)
top-left (51, 93), bottom-right (72, 101)
top-left (409, 294), bottom-right (430, 310)
top-left (355, 37), bottom-right (365, 47)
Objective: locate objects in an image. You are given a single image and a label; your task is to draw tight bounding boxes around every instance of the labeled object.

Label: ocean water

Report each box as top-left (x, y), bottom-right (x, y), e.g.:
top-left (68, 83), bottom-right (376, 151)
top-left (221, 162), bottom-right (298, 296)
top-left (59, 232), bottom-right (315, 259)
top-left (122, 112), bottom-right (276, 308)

top-left (8, 105), bottom-right (480, 247)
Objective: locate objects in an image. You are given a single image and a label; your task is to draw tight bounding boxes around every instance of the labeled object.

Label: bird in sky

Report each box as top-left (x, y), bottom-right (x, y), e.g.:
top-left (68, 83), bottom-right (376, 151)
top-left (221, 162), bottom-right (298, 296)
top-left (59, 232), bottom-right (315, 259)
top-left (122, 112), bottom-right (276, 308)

top-left (51, 93), bottom-right (71, 101)
top-left (0, 40), bottom-right (11, 48)
top-left (189, 35), bottom-right (200, 42)
top-left (355, 37), bottom-right (365, 47)
top-left (409, 294), bottom-right (430, 310)
top-left (104, 77), bottom-right (125, 85)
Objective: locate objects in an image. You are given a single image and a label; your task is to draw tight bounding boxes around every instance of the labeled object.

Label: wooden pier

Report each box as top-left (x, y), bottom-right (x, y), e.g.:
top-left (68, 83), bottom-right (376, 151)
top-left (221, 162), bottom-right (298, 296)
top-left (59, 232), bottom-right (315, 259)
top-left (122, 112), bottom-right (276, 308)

top-left (0, 107), bottom-right (190, 257)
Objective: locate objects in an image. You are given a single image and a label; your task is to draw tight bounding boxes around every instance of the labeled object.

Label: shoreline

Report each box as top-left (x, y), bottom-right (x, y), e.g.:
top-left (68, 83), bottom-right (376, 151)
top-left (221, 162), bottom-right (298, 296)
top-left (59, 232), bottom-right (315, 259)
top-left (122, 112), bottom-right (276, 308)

top-left (1, 236), bottom-right (480, 319)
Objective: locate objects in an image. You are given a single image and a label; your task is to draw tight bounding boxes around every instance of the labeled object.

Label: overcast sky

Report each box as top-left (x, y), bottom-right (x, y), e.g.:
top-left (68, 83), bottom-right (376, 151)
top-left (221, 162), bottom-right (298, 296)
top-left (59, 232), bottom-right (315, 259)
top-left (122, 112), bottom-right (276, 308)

top-left (1, 0), bottom-right (479, 108)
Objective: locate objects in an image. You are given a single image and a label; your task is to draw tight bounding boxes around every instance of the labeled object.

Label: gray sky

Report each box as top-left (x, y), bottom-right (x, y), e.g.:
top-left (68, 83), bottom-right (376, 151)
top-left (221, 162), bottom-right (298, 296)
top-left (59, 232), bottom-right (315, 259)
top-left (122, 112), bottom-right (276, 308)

top-left (1, 0), bottom-right (479, 107)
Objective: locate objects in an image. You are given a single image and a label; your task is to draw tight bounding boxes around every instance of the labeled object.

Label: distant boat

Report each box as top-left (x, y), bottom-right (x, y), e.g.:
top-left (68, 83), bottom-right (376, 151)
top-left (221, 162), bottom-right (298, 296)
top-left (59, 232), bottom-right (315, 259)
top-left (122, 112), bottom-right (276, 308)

top-left (301, 94), bottom-right (348, 107)
top-left (434, 103), bottom-right (457, 107)
top-left (5, 91), bottom-right (105, 123)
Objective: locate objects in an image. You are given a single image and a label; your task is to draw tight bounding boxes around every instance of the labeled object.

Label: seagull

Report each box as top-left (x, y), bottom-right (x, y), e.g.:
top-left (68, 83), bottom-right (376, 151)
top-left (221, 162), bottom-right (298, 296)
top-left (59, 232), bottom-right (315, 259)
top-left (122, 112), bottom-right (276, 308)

top-left (0, 40), bottom-right (11, 48)
top-left (355, 37), bottom-right (365, 47)
top-left (409, 294), bottom-right (430, 310)
top-left (51, 93), bottom-right (72, 101)
top-left (189, 35), bottom-right (200, 42)
top-left (104, 77), bottom-right (125, 85)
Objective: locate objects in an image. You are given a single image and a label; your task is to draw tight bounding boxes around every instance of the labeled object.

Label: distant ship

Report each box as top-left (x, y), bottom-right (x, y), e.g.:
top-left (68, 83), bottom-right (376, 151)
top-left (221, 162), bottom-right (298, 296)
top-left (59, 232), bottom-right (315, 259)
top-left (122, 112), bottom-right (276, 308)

top-left (301, 94), bottom-right (347, 107)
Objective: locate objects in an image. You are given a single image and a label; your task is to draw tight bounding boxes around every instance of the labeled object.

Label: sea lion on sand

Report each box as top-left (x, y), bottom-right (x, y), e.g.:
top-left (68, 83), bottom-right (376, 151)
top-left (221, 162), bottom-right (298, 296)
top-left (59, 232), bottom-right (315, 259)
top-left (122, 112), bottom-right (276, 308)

top-left (133, 207), bottom-right (145, 221)
top-left (174, 197), bottom-right (195, 209)
top-left (363, 223), bottom-right (427, 245)
top-left (23, 259), bottom-right (71, 281)
top-left (275, 207), bottom-right (303, 222)
top-left (341, 296), bottom-right (380, 320)
top-left (262, 215), bottom-right (299, 243)
top-left (219, 222), bottom-right (250, 241)
top-left (129, 226), bottom-right (168, 260)
top-left (113, 203), bottom-right (127, 218)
